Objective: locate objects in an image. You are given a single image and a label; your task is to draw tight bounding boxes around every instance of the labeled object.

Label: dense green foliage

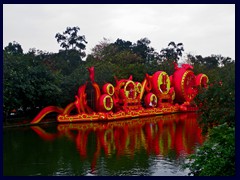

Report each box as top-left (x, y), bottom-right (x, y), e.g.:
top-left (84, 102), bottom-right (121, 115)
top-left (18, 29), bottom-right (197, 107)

top-left (185, 124), bottom-right (235, 176)
top-left (196, 79), bottom-right (235, 134)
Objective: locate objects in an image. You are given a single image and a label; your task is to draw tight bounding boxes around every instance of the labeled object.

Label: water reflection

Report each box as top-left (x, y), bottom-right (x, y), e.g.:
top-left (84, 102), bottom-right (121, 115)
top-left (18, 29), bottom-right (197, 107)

top-left (3, 113), bottom-right (204, 176)
top-left (27, 112), bottom-right (204, 175)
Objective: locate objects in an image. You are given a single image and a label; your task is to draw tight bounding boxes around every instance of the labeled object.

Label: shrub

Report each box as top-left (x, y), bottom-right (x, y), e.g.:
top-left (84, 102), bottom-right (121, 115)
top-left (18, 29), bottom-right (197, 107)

top-left (185, 123), bottom-right (235, 176)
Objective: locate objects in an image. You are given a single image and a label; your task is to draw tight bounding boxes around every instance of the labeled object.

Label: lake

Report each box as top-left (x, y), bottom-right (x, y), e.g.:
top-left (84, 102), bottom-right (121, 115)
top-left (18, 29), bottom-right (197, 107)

top-left (3, 112), bottom-right (205, 176)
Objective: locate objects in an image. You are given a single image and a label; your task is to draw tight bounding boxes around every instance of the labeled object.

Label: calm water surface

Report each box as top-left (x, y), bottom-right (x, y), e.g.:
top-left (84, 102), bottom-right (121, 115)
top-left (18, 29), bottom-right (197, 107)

top-left (3, 113), bottom-right (205, 176)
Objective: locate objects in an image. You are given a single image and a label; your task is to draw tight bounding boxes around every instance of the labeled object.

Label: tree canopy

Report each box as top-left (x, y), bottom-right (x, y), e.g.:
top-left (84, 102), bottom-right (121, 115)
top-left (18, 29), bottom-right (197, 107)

top-left (55, 26), bottom-right (87, 58)
top-left (4, 41), bottom-right (23, 55)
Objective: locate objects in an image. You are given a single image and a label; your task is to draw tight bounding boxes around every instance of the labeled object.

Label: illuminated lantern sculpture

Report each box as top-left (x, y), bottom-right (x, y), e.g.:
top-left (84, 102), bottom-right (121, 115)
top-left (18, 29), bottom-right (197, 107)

top-left (98, 83), bottom-right (115, 112)
top-left (171, 63), bottom-right (198, 104)
top-left (123, 80), bottom-right (137, 99)
top-left (152, 71), bottom-right (171, 95)
top-left (98, 94), bottom-right (114, 112)
top-left (102, 83), bottom-right (115, 96)
top-left (195, 73), bottom-right (209, 88)
top-left (144, 93), bottom-right (158, 108)
top-left (31, 63), bottom-right (208, 124)
top-left (151, 71), bottom-right (171, 106)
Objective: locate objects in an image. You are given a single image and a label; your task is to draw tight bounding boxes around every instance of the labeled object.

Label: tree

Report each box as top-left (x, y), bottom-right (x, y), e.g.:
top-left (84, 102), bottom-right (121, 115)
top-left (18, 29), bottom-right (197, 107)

top-left (55, 26), bottom-right (87, 58)
top-left (114, 38), bottom-right (132, 51)
top-left (221, 56), bottom-right (234, 66)
top-left (160, 41), bottom-right (184, 62)
top-left (158, 41), bottom-right (184, 74)
top-left (4, 41), bottom-right (23, 55)
top-left (90, 38), bottom-right (111, 60)
top-left (87, 38), bottom-right (149, 81)
top-left (186, 54), bottom-right (235, 69)
top-left (3, 48), bottom-right (62, 120)
top-left (132, 37), bottom-right (158, 64)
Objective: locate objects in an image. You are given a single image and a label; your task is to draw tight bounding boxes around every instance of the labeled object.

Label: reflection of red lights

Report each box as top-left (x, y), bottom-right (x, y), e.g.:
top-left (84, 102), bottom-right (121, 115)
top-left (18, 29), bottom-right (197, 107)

top-left (75, 130), bottom-right (90, 159)
top-left (32, 113), bottom-right (205, 171)
top-left (31, 126), bottom-right (59, 141)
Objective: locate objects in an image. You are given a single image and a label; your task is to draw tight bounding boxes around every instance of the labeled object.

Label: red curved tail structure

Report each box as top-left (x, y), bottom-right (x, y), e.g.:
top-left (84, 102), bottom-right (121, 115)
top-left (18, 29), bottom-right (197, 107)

top-left (30, 106), bottom-right (64, 124)
top-left (63, 102), bottom-right (75, 115)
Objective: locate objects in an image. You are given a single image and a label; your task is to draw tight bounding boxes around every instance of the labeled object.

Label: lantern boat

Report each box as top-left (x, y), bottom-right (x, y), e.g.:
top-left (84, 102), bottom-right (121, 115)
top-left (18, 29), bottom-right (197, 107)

top-left (30, 63), bottom-right (208, 124)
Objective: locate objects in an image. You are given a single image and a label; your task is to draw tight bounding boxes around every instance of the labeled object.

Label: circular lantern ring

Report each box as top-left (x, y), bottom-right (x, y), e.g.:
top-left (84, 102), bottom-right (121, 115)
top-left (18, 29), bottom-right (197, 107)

top-left (124, 80), bottom-right (137, 99)
top-left (158, 72), bottom-right (170, 94)
top-left (102, 83), bottom-right (115, 96)
top-left (152, 71), bottom-right (170, 94)
top-left (181, 70), bottom-right (197, 102)
top-left (103, 95), bottom-right (113, 111)
top-left (99, 94), bottom-right (113, 111)
top-left (144, 93), bottom-right (158, 108)
top-left (135, 82), bottom-right (142, 94)
top-left (196, 74), bottom-right (209, 88)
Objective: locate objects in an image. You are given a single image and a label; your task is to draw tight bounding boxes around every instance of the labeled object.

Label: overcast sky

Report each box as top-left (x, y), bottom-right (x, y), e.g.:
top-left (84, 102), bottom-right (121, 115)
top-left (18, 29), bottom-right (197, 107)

top-left (3, 4), bottom-right (235, 60)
